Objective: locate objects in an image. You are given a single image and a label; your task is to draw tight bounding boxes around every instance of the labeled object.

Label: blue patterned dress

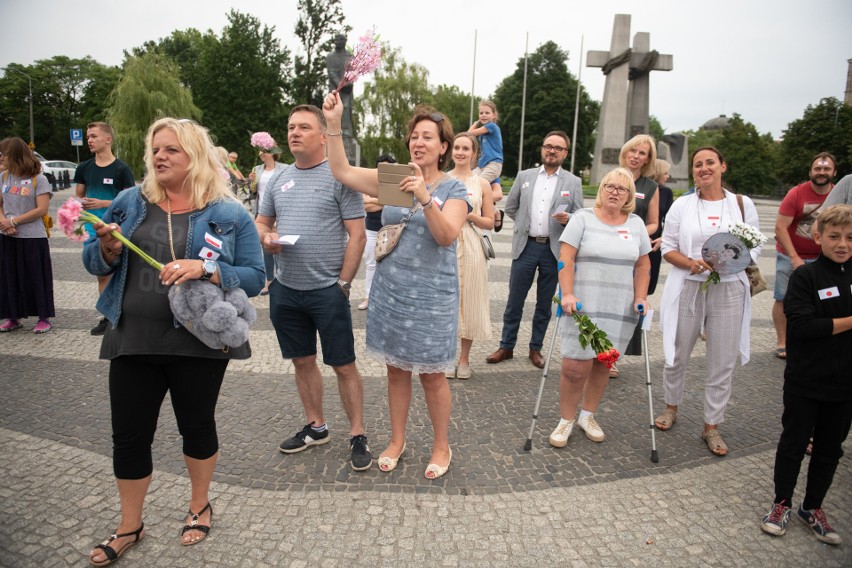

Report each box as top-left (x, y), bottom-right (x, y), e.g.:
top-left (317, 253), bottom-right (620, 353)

top-left (366, 177), bottom-right (470, 373)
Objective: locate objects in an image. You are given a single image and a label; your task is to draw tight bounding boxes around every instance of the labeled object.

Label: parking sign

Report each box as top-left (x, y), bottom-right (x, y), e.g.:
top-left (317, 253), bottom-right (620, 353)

top-left (70, 129), bottom-right (83, 147)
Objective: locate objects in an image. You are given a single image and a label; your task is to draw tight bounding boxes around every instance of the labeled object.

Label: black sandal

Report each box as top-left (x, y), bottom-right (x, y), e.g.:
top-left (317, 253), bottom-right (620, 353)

top-left (90, 524), bottom-right (144, 566)
top-left (494, 209), bottom-right (504, 232)
top-left (181, 502), bottom-right (212, 546)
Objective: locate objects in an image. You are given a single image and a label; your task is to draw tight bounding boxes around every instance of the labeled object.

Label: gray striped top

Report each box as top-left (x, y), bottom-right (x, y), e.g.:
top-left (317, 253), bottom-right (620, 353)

top-left (259, 160), bottom-right (365, 290)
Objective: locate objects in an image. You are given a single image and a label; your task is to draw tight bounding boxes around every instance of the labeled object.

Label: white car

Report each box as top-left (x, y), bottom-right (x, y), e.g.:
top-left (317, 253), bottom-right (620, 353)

top-left (40, 160), bottom-right (77, 183)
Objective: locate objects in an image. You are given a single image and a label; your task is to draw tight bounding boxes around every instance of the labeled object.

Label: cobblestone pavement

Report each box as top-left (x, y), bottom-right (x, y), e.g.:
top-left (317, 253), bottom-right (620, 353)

top-left (0, 188), bottom-right (849, 567)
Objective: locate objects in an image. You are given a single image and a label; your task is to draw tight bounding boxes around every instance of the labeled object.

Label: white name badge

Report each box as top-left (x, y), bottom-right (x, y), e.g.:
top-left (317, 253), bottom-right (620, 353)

top-left (706, 215), bottom-right (720, 229)
top-left (198, 247), bottom-right (220, 260)
top-left (617, 229), bottom-right (632, 241)
top-left (635, 192), bottom-right (645, 199)
top-left (103, 178), bottom-right (114, 184)
top-left (204, 232), bottom-right (223, 249)
top-left (561, 190), bottom-right (571, 197)
top-left (818, 286), bottom-right (840, 300)
top-left (282, 180), bottom-right (295, 192)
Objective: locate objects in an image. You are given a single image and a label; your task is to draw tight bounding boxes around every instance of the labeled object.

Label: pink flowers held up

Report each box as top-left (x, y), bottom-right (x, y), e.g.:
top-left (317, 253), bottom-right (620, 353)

top-left (336, 28), bottom-right (382, 91)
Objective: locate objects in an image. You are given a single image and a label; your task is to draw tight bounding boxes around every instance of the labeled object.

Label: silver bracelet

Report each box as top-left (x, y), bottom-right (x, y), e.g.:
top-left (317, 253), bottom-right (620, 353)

top-left (327, 131), bottom-right (343, 136)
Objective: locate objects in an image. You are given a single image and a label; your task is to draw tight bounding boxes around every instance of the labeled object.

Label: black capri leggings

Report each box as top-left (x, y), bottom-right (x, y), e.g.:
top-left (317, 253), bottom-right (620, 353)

top-left (109, 355), bottom-right (229, 479)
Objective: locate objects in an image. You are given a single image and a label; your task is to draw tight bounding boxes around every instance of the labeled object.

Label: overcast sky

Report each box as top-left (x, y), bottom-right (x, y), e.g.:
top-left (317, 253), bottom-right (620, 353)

top-left (2, 0), bottom-right (850, 139)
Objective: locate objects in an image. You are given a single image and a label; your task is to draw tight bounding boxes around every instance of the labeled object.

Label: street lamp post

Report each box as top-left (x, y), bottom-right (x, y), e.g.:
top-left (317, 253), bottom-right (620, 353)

top-left (4, 67), bottom-right (34, 147)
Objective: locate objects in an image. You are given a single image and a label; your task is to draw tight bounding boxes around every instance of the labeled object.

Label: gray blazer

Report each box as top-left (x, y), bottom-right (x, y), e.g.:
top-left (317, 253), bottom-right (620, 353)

top-left (504, 166), bottom-right (584, 260)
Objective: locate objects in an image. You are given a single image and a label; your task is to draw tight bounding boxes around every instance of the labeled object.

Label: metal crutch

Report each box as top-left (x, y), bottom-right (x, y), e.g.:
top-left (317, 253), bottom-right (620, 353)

top-left (523, 261), bottom-right (565, 452)
top-left (638, 305), bottom-right (660, 463)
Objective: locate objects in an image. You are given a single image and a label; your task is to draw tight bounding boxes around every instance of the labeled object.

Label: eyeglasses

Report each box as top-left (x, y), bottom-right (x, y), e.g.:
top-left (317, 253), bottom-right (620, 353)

top-left (542, 144), bottom-right (567, 153)
top-left (603, 183), bottom-right (630, 195)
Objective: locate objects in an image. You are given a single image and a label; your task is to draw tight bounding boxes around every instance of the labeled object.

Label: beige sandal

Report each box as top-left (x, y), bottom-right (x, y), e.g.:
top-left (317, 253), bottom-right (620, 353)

top-left (654, 408), bottom-right (677, 431)
top-left (377, 443), bottom-right (406, 472)
top-left (702, 429), bottom-right (728, 456)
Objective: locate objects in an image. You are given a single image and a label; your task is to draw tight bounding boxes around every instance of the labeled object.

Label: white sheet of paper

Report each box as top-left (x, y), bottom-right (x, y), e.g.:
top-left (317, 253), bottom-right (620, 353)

top-left (275, 235), bottom-right (300, 245)
top-left (641, 309), bottom-right (654, 331)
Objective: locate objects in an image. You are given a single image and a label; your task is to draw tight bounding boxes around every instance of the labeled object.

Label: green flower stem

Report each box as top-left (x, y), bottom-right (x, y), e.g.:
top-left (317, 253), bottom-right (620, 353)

top-left (80, 210), bottom-right (164, 270)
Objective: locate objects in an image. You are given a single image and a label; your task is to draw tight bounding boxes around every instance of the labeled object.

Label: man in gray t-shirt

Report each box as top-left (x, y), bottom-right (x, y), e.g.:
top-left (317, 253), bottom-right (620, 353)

top-left (255, 104), bottom-right (372, 471)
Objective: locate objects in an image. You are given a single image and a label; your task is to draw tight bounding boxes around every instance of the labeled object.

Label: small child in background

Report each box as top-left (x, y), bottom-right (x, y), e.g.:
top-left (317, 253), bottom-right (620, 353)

top-left (469, 100), bottom-right (505, 231)
top-left (760, 204), bottom-right (852, 546)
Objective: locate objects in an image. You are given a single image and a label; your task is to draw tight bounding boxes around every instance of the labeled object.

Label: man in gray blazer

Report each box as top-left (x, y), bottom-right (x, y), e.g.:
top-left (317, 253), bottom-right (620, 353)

top-left (486, 131), bottom-right (584, 368)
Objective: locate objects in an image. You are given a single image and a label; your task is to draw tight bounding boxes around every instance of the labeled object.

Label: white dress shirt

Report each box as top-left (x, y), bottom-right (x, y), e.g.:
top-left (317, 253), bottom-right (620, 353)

top-left (529, 166), bottom-right (560, 237)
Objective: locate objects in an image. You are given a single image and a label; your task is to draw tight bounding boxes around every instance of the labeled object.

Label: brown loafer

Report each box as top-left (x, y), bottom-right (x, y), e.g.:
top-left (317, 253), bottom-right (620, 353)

top-left (486, 348), bottom-right (513, 364)
top-left (529, 349), bottom-right (545, 369)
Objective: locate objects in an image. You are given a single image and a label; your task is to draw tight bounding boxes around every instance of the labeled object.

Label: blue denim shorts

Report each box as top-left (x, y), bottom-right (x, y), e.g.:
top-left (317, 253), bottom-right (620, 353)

top-left (774, 252), bottom-right (816, 301)
top-left (269, 280), bottom-right (356, 366)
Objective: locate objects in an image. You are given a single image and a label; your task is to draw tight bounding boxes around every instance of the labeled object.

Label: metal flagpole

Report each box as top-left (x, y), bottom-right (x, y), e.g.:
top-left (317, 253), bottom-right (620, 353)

top-left (518, 32), bottom-right (529, 169)
top-left (570, 35), bottom-right (583, 174)
top-left (469, 29), bottom-right (477, 126)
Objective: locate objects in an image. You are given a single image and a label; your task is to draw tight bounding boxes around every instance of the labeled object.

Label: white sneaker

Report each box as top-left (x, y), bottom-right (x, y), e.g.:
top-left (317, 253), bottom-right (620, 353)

top-left (577, 414), bottom-right (605, 442)
top-left (549, 419), bottom-right (574, 448)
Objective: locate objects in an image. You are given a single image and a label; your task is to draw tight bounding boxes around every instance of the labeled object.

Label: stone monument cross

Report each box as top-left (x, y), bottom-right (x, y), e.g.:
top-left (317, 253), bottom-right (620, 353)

top-left (587, 14), bottom-right (673, 184)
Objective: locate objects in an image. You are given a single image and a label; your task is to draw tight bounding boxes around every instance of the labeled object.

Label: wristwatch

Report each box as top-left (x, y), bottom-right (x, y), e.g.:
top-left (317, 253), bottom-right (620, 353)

top-left (201, 259), bottom-right (218, 280)
top-left (337, 278), bottom-right (351, 296)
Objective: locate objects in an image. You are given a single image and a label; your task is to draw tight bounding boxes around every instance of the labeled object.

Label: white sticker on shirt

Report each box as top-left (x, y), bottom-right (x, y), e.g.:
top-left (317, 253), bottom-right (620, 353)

top-left (818, 286), bottom-right (840, 300)
top-left (433, 196), bottom-right (445, 209)
top-left (21, 179), bottom-right (32, 185)
top-left (706, 215), bottom-right (721, 229)
top-left (522, 182), bottom-right (530, 189)
top-left (561, 190), bottom-right (571, 197)
top-left (103, 178), bottom-right (114, 184)
top-left (635, 192), bottom-right (644, 199)
top-left (204, 233), bottom-right (223, 249)
top-left (198, 247), bottom-right (220, 260)
top-left (282, 180), bottom-right (295, 192)
top-left (617, 229), bottom-right (632, 241)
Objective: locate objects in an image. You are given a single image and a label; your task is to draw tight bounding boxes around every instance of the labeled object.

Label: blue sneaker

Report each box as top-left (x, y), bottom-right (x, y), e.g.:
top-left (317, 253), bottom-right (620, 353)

top-left (760, 501), bottom-right (791, 536)
top-left (797, 505), bottom-right (842, 545)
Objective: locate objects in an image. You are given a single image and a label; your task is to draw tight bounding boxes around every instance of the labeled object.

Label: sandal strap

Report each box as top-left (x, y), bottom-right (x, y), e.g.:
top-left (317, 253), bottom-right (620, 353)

top-left (182, 502), bottom-right (212, 534)
top-left (95, 523), bottom-right (144, 560)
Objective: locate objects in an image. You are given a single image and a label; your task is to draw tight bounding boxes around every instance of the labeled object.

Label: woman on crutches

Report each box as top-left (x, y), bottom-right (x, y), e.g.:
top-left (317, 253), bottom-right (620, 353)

top-left (549, 168), bottom-right (651, 447)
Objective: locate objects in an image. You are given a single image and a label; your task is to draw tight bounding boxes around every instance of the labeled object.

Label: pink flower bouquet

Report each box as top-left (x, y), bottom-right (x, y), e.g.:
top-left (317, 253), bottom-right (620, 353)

top-left (57, 198), bottom-right (163, 270)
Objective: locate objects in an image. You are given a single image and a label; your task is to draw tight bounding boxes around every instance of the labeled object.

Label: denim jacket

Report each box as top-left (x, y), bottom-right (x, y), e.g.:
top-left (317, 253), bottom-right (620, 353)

top-left (82, 187), bottom-right (265, 328)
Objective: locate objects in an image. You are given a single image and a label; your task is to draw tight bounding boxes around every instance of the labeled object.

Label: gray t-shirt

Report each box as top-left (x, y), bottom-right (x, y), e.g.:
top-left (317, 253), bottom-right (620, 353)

top-left (1, 172), bottom-right (51, 238)
top-left (258, 160), bottom-right (365, 290)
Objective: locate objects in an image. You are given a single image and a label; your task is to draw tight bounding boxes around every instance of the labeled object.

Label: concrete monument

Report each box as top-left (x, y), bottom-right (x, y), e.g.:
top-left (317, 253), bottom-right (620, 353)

top-left (588, 15), bottom-right (680, 186)
top-left (327, 33), bottom-right (357, 161)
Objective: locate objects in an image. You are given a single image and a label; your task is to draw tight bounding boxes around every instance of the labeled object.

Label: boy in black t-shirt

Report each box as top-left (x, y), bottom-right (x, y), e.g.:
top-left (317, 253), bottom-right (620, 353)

top-left (760, 204), bottom-right (852, 545)
top-left (73, 122), bottom-right (135, 335)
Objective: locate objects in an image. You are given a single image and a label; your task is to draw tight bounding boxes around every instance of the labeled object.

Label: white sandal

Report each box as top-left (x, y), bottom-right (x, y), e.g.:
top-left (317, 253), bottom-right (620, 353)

top-left (424, 448), bottom-right (452, 480)
top-left (377, 444), bottom-right (406, 472)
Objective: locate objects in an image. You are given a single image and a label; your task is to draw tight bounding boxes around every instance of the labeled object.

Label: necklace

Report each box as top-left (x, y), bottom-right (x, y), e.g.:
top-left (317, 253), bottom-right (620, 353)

top-left (166, 198), bottom-right (178, 262)
top-left (696, 193), bottom-right (727, 240)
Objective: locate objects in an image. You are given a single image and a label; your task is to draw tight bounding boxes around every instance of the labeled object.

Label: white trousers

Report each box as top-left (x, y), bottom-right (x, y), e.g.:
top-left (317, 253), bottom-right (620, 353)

top-left (662, 279), bottom-right (745, 425)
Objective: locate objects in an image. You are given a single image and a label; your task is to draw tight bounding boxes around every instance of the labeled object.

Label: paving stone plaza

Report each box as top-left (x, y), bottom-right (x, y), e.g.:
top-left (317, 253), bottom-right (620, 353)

top-left (1, 188), bottom-right (849, 567)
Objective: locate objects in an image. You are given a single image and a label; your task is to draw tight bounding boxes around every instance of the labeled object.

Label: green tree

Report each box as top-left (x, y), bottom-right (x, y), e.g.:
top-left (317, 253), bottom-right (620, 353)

top-left (649, 115), bottom-right (665, 142)
top-left (777, 97), bottom-right (852, 186)
top-left (353, 46), bottom-right (432, 166)
top-left (703, 114), bottom-right (779, 195)
top-left (429, 84), bottom-right (472, 140)
top-left (292, 0), bottom-right (349, 107)
top-left (492, 41), bottom-right (599, 176)
top-left (106, 52), bottom-right (201, 175)
top-left (129, 11), bottom-right (293, 173)
top-left (1, 57), bottom-right (118, 160)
